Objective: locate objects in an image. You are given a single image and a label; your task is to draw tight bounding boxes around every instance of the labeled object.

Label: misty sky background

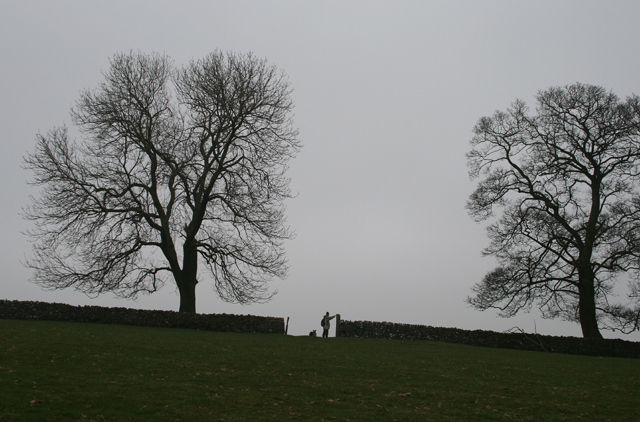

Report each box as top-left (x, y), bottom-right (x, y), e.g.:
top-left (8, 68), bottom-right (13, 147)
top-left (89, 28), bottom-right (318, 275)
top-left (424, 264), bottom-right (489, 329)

top-left (2, 1), bottom-right (640, 340)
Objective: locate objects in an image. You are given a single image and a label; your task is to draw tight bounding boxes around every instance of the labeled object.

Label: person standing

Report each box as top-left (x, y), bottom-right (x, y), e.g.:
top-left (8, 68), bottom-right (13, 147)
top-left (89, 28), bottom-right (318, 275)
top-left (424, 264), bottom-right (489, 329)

top-left (321, 312), bottom-right (336, 338)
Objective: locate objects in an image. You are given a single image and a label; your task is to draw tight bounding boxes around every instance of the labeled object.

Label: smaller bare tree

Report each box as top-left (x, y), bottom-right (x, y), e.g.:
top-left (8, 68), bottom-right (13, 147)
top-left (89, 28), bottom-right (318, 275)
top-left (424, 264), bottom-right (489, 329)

top-left (467, 83), bottom-right (640, 339)
top-left (24, 51), bottom-right (300, 313)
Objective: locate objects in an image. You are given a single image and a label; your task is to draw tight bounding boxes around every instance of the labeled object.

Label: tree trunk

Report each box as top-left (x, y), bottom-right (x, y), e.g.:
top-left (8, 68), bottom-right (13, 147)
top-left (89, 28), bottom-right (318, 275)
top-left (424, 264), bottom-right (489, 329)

top-left (177, 276), bottom-right (197, 313)
top-left (177, 243), bottom-right (199, 313)
top-left (578, 273), bottom-right (603, 340)
top-left (578, 180), bottom-right (603, 340)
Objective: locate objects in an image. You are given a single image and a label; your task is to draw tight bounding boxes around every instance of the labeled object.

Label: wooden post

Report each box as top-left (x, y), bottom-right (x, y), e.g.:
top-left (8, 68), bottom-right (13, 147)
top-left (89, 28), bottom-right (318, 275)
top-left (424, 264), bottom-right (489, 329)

top-left (285, 317), bottom-right (289, 335)
top-left (335, 314), bottom-right (341, 337)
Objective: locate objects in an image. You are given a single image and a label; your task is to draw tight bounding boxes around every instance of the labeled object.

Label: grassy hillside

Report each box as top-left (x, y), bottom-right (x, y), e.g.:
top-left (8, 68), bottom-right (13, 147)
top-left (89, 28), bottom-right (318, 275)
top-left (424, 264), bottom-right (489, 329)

top-left (1, 319), bottom-right (638, 421)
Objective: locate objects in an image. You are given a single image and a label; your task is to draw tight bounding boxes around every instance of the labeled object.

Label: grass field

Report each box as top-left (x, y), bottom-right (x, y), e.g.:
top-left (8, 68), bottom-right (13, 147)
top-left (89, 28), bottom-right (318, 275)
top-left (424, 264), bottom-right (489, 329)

top-left (1, 319), bottom-right (638, 421)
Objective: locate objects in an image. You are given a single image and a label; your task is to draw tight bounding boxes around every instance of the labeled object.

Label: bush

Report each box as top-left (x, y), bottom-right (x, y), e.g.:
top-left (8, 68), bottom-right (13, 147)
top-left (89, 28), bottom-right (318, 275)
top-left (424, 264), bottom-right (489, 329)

top-left (0, 300), bottom-right (284, 334)
top-left (338, 319), bottom-right (640, 359)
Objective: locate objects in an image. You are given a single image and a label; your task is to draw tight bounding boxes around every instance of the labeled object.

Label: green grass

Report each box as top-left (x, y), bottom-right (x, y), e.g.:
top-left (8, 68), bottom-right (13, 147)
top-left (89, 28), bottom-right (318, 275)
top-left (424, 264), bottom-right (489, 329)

top-left (1, 319), bottom-right (638, 422)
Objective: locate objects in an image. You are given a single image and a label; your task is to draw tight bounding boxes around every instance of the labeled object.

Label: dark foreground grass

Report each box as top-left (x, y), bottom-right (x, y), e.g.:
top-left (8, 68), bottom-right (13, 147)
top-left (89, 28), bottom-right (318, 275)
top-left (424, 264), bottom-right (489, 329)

top-left (1, 319), bottom-right (638, 422)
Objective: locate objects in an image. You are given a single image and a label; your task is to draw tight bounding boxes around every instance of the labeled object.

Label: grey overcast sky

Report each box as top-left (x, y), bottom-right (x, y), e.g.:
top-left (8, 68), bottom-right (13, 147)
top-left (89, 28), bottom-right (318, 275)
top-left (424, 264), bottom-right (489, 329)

top-left (2, 1), bottom-right (640, 339)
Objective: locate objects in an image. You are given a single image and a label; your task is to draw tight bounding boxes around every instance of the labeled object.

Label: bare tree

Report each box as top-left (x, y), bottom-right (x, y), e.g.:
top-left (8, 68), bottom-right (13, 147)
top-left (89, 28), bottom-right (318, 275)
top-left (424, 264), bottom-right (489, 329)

top-left (466, 83), bottom-right (640, 339)
top-left (24, 51), bottom-right (300, 313)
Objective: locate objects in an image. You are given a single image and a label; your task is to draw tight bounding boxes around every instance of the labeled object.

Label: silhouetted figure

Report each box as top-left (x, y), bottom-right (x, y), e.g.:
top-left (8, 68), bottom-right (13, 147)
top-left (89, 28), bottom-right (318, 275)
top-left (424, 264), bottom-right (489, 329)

top-left (321, 312), bottom-right (336, 338)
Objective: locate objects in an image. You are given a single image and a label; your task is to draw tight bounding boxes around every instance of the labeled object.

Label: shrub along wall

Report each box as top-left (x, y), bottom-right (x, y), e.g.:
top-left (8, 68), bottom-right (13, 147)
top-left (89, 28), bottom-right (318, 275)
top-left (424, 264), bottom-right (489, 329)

top-left (0, 300), bottom-right (284, 334)
top-left (338, 319), bottom-right (640, 359)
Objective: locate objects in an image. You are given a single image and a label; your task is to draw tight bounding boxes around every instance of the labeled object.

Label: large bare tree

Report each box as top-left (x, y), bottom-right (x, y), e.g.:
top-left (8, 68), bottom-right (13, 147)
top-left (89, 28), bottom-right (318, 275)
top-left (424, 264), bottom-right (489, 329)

top-left (24, 51), bottom-right (300, 313)
top-left (467, 83), bottom-right (640, 339)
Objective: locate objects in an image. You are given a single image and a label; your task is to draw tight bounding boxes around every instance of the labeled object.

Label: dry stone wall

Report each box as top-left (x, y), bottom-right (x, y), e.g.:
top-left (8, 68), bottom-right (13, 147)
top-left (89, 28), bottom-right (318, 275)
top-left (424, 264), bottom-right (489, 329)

top-left (0, 300), bottom-right (284, 334)
top-left (339, 319), bottom-right (639, 359)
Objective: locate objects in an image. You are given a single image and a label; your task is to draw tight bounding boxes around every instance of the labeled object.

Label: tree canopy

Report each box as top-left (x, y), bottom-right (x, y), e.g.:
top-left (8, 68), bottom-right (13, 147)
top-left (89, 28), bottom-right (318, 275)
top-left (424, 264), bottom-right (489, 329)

top-left (24, 51), bottom-right (300, 313)
top-left (466, 83), bottom-right (640, 339)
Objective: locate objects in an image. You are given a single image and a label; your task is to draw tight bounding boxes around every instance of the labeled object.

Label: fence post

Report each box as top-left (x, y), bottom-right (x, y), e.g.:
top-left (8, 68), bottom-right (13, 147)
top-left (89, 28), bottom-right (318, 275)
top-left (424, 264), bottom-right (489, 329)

top-left (335, 314), bottom-right (341, 337)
